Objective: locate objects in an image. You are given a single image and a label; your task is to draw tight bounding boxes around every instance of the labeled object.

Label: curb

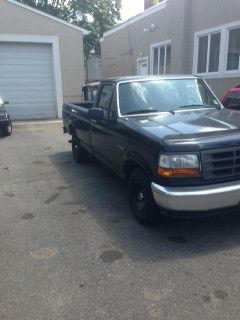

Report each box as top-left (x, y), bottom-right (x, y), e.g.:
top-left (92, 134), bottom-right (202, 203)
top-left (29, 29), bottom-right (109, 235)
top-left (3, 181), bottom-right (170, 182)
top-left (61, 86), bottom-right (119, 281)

top-left (13, 120), bottom-right (62, 126)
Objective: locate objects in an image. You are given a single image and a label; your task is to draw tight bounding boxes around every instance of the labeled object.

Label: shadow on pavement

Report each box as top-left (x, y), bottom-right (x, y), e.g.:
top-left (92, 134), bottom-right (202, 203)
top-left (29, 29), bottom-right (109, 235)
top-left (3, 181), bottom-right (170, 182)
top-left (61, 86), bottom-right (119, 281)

top-left (50, 150), bottom-right (240, 262)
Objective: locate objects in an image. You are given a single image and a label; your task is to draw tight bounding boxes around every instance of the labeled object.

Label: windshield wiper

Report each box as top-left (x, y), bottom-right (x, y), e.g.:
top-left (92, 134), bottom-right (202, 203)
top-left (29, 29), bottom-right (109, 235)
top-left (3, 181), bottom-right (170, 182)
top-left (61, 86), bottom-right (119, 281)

top-left (125, 109), bottom-right (176, 115)
top-left (126, 109), bottom-right (159, 115)
top-left (178, 104), bottom-right (221, 110)
top-left (178, 104), bottom-right (205, 109)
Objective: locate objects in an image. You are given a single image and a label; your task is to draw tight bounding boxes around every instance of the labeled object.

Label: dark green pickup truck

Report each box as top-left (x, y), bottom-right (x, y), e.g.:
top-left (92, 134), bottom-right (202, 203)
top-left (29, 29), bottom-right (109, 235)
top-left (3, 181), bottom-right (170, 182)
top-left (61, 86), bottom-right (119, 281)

top-left (63, 75), bottom-right (240, 225)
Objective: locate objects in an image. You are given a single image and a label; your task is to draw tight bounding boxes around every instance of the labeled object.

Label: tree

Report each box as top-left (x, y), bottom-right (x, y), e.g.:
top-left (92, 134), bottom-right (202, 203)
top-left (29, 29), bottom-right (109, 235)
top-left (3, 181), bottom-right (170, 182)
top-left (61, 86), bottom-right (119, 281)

top-left (17, 0), bottom-right (72, 20)
top-left (152, 0), bottom-right (162, 5)
top-left (15, 0), bottom-right (121, 60)
top-left (70, 0), bottom-right (121, 60)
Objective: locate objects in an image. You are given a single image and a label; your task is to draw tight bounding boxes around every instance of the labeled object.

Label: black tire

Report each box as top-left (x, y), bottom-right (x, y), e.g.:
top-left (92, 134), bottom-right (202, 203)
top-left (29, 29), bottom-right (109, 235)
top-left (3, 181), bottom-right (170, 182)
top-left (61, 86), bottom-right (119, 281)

top-left (1, 121), bottom-right (12, 137)
top-left (71, 133), bottom-right (89, 163)
top-left (128, 168), bottom-right (157, 225)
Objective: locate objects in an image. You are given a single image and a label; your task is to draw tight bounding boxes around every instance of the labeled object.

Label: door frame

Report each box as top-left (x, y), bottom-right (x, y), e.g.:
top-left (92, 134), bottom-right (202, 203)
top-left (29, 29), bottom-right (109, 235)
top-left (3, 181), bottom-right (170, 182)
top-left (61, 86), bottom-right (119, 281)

top-left (0, 34), bottom-right (63, 119)
top-left (137, 56), bottom-right (149, 75)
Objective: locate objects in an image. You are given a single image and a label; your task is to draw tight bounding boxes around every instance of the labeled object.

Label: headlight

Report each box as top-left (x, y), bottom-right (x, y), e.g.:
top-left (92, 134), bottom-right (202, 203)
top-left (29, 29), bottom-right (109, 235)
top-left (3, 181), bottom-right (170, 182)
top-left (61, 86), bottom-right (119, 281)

top-left (158, 153), bottom-right (200, 178)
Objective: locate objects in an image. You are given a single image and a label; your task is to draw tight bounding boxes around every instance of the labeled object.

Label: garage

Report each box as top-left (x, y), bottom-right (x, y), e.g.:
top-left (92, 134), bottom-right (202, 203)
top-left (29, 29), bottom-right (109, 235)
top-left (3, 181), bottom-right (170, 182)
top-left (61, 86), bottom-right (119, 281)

top-left (0, 42), bottom-right (56, 120)
top-left (0, 0), bottom-right (89, 121)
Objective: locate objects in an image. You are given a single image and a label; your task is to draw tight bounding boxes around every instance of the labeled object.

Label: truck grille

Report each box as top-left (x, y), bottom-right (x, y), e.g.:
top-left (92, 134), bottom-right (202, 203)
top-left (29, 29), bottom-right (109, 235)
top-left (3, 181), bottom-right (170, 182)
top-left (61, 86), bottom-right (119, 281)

top-left (201, 147), bottom-right (240, 180)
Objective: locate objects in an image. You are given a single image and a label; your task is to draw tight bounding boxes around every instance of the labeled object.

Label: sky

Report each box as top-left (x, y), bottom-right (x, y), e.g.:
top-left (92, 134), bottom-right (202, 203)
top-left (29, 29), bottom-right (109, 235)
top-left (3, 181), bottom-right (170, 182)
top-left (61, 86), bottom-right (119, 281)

top-left (121, 0), bottom-right (144, 22)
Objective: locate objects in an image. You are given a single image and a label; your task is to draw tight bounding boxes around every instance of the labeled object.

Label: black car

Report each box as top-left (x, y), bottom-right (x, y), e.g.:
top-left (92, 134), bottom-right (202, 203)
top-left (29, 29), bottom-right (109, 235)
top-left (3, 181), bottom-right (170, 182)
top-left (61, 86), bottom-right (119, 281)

top-left (0, 96), bottom-right (12, 136)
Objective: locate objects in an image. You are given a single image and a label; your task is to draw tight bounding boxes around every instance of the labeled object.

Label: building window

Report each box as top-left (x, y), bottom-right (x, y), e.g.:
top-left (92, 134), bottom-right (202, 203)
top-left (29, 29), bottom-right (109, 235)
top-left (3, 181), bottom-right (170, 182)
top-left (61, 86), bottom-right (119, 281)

top-left (153, 48), bottom-right (158, 74)
top-left (151, 42), bottom-right (171, 75)
top-left (165, 45), bottom-right (171, 74)
top-left (194, 22), bottom-right (240, 78)
top-left (227, 27), bottom-right (240, 71)
top-left (197, 36), bottom-right (208, 73)
top-left (197, 32), bottom-right (221, 74)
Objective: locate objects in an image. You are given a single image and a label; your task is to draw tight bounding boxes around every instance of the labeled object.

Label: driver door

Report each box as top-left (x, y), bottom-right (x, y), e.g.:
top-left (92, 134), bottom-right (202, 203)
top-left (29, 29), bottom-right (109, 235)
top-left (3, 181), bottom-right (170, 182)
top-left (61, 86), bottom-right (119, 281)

top-left (91, 84), bottom-right (116, 167)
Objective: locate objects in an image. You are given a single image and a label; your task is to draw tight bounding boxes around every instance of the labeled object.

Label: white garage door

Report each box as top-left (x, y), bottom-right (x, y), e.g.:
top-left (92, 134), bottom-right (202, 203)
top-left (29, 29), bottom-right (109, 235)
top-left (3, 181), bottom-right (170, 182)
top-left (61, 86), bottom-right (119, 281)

top-left (0, 42), bottom-right (57, 120)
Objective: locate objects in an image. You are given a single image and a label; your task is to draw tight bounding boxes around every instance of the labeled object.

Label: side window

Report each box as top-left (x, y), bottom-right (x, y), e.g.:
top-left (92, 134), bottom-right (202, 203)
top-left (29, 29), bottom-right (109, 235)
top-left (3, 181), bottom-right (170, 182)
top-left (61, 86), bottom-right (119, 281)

top-left (109, 91), bottom-right (117, 119)
top-left (98, 85), bottom-right (113, 117)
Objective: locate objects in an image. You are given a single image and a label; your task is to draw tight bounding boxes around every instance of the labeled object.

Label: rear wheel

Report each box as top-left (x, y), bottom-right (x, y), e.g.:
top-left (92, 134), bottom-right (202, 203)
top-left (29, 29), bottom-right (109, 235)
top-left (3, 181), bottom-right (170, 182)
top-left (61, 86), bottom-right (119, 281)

top-left (128, 168), bottom-right (157, 225)
top-left (1, 121), bottom-right (12, 136)
top-left (71, 133), bottom-right (89, 163)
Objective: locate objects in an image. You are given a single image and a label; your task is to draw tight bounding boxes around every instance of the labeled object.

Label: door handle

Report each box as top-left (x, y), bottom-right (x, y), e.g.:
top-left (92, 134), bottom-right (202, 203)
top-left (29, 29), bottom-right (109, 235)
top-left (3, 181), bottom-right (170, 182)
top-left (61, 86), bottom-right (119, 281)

top-left (91, 119), bottom-right (97, 124)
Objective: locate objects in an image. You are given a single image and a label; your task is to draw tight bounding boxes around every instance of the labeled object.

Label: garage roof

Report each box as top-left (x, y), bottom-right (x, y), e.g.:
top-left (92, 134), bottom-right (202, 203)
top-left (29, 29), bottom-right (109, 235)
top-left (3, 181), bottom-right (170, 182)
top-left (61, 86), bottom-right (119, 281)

top-left (6, 0), bottom-right (90, 35)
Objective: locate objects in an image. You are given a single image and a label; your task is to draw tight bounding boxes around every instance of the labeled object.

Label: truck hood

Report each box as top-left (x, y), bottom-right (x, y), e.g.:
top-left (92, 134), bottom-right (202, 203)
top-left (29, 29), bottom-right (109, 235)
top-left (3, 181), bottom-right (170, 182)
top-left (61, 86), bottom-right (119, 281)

top-left (125, 108), bottom-right (240, 151)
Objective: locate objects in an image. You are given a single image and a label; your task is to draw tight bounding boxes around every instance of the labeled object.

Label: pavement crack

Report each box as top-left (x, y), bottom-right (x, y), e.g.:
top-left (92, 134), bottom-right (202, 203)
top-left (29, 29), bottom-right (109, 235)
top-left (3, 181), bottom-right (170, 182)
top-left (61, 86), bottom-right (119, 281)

top-left (45, 193), bottom-right (59, 204)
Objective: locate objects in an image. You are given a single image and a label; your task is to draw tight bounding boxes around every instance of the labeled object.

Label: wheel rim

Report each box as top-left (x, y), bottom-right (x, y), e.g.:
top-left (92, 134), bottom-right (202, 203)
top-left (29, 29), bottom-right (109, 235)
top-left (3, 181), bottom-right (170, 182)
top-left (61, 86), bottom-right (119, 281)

top-left (132, 182), bottom-right (147, 212)
top-left (72, 136), bottom-right (79, 156)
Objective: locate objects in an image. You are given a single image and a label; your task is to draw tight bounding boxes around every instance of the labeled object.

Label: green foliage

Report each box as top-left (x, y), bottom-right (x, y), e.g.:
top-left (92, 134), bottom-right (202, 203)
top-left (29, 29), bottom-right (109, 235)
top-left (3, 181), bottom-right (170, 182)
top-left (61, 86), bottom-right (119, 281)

top-left (15, 0), bottom-right (121, 61)
top-left (71, 0), bottom-right (121, 61)
top-left (152, 0), bottom-right (161, 5)
top-left (17, 0), bottom-right (72, 20)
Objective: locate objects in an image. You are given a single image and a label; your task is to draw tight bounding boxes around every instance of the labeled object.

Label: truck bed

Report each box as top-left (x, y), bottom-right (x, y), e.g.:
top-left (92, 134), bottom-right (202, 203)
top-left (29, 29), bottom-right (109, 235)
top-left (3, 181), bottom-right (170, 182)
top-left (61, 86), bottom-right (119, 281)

top-left (62, 101), bottom-right (93, 134)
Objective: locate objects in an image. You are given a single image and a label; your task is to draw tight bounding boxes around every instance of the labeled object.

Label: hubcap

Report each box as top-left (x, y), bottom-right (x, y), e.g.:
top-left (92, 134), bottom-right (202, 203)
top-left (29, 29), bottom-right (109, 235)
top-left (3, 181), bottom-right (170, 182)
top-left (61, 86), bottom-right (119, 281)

top-left (133, 185), bottom-right (147, 212)
top-left (73, 138), bottom-right (78, 151)
top-left (137, 192), bottom-right (144, 201)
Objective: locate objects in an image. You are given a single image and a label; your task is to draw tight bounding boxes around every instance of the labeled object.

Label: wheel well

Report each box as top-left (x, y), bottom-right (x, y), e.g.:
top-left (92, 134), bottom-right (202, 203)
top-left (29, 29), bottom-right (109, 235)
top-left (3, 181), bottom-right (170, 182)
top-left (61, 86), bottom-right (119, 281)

top-left (124, 160), bottom-right (144, 181)
top-left (69, 124), bottom-right (74, 135)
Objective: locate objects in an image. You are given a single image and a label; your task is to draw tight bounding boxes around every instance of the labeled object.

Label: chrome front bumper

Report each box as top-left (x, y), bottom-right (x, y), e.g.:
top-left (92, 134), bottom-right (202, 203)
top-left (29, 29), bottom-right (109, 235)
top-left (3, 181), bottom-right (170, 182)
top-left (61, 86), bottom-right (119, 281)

top-left (151, 181), bottom-right (240, 211)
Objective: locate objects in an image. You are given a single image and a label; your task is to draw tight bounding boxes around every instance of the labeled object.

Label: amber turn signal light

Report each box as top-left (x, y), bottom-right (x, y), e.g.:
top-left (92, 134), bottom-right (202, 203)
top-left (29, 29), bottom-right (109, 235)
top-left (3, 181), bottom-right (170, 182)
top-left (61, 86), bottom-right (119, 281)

top-left (158, 167), bottom-right (200, 178)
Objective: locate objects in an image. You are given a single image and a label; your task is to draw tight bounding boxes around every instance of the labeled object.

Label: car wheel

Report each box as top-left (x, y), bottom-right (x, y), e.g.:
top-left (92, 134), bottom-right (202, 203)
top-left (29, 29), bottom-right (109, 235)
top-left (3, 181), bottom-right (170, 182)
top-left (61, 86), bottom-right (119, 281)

top-left (1, 121), bottom-right (12, 136)
top-left (71, 133), bottom-right (89, 163)
top-left (128, 168), bottom-right (157, 225)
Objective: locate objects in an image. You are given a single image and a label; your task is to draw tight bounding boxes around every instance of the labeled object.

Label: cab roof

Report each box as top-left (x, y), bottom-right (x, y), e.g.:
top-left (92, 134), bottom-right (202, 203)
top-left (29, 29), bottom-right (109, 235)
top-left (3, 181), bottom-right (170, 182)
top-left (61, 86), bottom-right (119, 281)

top-left (102, 75), bottom-right (201, 84)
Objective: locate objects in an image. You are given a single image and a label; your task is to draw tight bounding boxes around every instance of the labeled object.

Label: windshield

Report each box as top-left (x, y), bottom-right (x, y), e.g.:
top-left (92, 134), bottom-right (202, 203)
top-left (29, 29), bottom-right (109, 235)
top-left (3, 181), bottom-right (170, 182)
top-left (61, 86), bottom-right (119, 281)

top-left (118, 79), bottom-right (221, 115)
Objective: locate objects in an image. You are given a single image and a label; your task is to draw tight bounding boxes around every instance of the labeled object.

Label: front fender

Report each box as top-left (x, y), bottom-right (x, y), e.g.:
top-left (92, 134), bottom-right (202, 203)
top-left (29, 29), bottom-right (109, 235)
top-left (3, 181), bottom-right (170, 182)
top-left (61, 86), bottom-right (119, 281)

top-left (124, 151), bottom-right (155, 180)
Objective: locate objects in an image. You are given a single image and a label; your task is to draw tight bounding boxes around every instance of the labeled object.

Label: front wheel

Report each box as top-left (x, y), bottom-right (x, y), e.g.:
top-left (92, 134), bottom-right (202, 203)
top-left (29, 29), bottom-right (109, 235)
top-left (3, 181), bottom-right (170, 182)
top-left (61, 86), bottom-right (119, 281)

top-left (128, 168), bottom-right (157, 225)
top-left (1, 121), bottom-right (12, 136)
top-left (71, 134), bottom-right (89, 163)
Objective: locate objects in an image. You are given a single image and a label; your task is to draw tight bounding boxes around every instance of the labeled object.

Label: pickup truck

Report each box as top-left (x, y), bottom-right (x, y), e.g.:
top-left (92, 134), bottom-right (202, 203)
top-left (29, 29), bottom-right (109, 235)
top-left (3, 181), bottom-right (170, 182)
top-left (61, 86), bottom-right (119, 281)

top-left (63, 75), bottom-right (240, 225)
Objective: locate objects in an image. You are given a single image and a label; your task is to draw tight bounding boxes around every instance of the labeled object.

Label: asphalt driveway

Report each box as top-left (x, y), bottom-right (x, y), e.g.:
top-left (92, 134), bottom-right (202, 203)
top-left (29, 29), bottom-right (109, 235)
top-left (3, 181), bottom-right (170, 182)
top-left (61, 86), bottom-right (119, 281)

top-left (1, 122), bottom-right (240, 320)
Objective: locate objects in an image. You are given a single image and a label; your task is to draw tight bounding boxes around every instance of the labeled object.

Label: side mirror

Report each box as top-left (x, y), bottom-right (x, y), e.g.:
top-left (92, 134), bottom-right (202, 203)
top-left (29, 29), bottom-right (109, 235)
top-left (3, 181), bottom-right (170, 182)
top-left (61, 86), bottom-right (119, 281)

top-left (88, 107), bottom-right (104, 121)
